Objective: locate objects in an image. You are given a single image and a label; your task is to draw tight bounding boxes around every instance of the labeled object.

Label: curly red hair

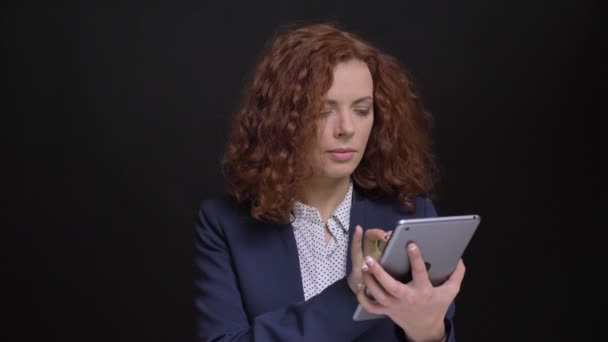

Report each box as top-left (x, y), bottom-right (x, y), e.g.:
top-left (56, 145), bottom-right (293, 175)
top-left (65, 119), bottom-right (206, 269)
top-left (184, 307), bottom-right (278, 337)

top-left (222, 22), bottom-right (438, 223)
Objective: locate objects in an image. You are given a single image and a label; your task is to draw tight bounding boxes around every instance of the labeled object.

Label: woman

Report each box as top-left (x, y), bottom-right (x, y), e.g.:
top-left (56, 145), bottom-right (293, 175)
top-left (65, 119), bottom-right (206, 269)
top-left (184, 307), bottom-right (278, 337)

top-left (194, 23), bottom-right (465, 342)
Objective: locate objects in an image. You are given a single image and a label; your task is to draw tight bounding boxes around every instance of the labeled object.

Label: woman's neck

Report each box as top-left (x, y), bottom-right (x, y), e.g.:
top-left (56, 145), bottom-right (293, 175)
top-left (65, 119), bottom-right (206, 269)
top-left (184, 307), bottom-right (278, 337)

top-left (298, 177), bottom-right (352, 223)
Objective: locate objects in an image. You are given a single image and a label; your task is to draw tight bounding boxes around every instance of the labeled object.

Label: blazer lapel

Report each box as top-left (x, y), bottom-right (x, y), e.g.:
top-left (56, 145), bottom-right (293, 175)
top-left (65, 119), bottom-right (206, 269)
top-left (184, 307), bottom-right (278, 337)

top-left (275, 221), bottom-right (305, 302)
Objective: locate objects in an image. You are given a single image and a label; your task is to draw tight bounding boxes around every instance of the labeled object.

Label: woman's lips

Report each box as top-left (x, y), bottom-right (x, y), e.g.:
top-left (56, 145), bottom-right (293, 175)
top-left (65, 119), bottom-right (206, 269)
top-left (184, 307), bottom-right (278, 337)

top-left (328, 149), bottom-right (356, 161)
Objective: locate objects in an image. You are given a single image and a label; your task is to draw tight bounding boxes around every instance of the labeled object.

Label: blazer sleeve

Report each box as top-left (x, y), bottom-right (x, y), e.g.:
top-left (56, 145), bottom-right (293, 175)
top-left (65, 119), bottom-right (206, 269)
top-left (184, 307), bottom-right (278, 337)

top-left (194, 200), bottom-right (377, 342)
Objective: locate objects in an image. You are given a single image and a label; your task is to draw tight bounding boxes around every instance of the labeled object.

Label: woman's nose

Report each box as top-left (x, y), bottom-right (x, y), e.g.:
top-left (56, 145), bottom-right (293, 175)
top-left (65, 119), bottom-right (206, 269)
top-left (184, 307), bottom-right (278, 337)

top-left (335, 111), bottom-right (355, 138)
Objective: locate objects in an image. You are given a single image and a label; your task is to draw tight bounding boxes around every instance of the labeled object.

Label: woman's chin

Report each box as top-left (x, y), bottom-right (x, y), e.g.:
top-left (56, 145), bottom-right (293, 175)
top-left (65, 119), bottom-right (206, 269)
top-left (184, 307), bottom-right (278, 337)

top-left (322, 167), bottom-right (357, 181)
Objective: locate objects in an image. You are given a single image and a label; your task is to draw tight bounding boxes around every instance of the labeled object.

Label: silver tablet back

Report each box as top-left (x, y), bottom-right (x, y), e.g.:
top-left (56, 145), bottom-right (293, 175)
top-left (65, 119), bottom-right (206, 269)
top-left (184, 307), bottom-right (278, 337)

top-left (352, 215), bottom-right (481, 321)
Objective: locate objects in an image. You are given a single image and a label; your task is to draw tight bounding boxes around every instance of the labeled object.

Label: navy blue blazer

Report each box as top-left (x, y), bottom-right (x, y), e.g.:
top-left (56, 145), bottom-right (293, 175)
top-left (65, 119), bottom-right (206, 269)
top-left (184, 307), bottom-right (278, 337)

top-left (194, 188), bottom-right (456, 341)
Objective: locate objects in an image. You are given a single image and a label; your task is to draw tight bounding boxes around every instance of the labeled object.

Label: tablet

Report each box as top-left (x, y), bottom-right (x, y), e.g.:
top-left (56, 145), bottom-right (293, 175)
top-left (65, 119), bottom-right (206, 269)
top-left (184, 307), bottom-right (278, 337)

top-left (352, 214), bottom-right (481, 321)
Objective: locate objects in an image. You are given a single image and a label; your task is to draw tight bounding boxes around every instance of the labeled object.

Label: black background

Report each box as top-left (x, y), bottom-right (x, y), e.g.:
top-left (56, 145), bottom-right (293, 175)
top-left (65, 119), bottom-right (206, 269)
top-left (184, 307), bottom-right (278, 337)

top-left (10, 1), bottom-right (601, 341)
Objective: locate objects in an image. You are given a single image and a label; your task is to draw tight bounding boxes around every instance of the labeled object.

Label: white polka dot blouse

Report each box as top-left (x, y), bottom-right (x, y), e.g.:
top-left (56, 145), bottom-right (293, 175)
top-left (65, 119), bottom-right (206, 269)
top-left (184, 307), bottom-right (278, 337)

top-left (292, 182), bottom-right (352, 301)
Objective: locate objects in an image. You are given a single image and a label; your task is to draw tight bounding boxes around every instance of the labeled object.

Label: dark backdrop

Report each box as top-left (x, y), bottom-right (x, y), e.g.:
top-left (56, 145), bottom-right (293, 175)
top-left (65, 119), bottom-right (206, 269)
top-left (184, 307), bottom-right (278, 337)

top-left (10, 1), bottom-right (600, 341)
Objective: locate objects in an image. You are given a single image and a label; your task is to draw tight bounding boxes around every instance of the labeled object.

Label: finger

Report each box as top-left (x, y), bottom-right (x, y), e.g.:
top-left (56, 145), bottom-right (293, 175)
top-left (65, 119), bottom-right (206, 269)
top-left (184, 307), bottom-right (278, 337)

top-left (364, 228), bottom-right (387, 240)
top-left (364, 255), bottom-right (403, 298)
top-left (356, 284), bottom-right (385, 315)
top-left (348, 226), bottom-right (364, 293)
top-left (363, 228), bottom-right (388, 259)
top-left (351, 225), bottom-right (364, 271)
top-left (377, 230), bottom-right (392, 252)
top-left (439, 259), bottom-right (466, 298)
top-left (361, 267), bottom-right (391, 305)
top-left (407, 242), bottom-right (432, 288)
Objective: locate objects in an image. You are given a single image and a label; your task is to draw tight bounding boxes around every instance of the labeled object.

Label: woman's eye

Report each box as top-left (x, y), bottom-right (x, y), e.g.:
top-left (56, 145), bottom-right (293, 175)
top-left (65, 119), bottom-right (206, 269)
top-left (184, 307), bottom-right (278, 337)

top-left (355, 108), bottom-right (371, 115)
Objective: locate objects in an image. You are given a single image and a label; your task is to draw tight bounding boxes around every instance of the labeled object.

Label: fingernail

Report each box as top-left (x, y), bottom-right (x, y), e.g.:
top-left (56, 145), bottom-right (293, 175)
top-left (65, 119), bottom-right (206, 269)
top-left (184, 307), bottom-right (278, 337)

top-left (365, 256), bottom-right (374, 266)
top-left (361, 264), bottom-right (369, 272)
top-left (357, 283), bottom-right (363, 291)
top-left (408, 243), bottom-right (417, 251)
top-left (384, 232), bottom-right (391, 240)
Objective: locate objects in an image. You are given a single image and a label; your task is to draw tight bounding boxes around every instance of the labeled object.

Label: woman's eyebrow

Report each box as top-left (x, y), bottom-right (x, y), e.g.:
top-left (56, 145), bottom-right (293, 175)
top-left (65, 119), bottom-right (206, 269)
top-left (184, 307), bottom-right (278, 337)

top-left (323, 96), bottom-right (373, 106)
top-left (352, 96), bottom-right (373, 105)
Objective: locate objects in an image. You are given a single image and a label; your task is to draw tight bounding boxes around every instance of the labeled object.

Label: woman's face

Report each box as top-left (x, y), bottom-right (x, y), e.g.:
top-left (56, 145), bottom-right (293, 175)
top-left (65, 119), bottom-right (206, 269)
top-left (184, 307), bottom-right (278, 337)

top-left (308, 59), bottom-right (374, 183)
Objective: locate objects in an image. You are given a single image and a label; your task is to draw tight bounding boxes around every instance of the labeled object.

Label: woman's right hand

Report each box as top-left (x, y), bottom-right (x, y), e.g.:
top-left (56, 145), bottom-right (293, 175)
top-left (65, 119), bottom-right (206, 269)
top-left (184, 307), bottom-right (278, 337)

top-left (347, 225), bottom-right (390, 294)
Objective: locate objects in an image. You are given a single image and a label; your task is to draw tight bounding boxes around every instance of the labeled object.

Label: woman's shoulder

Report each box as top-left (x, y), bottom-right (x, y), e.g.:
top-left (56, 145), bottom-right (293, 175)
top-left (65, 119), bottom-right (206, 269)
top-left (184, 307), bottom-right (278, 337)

top-left (366, 193), bottom-right (437, 218)
top-left (413, 195), bottom-right (438, 217)
top-left (197, 194), bottom-right (250, 220)
top-left (195, 195), bottom-right (279, 238)
top-left (199, 194), bottom-right (239, 211)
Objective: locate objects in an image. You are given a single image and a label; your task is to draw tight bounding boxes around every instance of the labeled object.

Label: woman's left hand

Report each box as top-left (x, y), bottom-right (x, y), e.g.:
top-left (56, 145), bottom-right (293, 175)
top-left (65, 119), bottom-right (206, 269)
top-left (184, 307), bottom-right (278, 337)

top-left (356, 242), bottom-right (465, 342)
